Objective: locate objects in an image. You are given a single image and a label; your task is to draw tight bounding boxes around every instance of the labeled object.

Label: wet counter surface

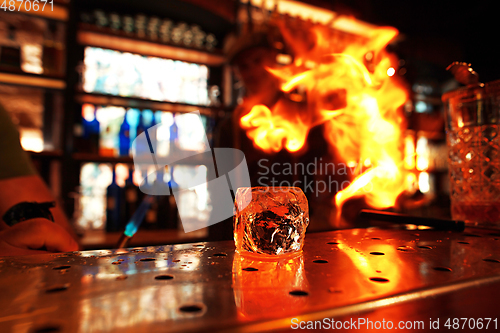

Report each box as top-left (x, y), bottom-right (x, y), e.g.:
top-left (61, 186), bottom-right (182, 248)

top-left (2, 227), bottom-right (500, 332)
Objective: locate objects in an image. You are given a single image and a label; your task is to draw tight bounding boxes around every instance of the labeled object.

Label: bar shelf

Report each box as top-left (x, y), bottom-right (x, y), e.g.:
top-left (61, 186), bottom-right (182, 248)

top-left (72, 152), bottom-right (214, 166)
top-left (75, 92), bottom-right (218, 116)
top-left (29, 150), bottom-right (64, 159)
top-left (77, 25), bottom-right (225, 66)
top-left (0, 72), bottom-right (66, 90)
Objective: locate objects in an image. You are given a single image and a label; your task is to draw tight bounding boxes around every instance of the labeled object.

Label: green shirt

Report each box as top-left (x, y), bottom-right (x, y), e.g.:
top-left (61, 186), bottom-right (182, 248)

top-left (0, 104), bottom-right (36, 180)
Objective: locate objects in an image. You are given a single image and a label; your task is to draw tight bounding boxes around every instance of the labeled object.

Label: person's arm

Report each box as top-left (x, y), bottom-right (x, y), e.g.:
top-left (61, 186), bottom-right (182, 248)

top-left (0, 104), bottom-right (79, 256)
top-left (0, 175), bottom-right (80, 245)
top-left (0, 217), bottom-right (78, 256)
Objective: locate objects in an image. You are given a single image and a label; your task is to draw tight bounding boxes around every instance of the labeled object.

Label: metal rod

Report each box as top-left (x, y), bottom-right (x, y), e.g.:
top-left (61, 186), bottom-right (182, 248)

top-left (358, 209), bottom-right (465, 232)
top-left (116, 234), bottom-right (131, 249)
top-left (115, 195), bottom-right (154, 248)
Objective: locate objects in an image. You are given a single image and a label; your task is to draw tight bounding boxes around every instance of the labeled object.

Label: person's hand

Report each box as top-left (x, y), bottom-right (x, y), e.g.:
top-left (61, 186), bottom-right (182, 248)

top-left (0, 218), bottom-right (79, 257)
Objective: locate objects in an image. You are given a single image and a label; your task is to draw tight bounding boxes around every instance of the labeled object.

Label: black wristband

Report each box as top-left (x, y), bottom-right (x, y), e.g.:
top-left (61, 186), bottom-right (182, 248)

top-left (2, 201), bottom-right (56, 226)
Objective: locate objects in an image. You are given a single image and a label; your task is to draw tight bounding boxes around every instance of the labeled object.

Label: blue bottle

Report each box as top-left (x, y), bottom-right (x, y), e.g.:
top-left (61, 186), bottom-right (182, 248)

top-left (134, 111), bottom-right (150, 157)
top-left (106, 167), bottom-right (124, 232)
top-left (82, 105), bottom-right (100, 154)
top-left (142, 109), bottom-right (156, 153)
top-left (126, 108), bottom-right (140, 156)
top-left (170, 114), bottom-right (179, 153)
top-left (119, 112), bottom-right (131, 156)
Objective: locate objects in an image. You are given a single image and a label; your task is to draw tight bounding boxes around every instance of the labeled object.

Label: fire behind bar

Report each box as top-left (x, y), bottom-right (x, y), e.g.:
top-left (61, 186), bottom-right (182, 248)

top-left (358, 209), bottom-right (465, 232)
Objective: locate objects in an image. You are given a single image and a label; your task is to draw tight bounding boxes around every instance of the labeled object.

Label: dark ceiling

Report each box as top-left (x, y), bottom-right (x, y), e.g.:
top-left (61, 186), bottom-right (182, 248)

top-left (305, 0), bottom-right (499, 82)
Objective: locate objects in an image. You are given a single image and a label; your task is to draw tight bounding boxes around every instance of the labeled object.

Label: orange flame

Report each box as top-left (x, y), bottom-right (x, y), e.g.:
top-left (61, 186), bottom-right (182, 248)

top-left (239, 18), bottom-right (408, 213)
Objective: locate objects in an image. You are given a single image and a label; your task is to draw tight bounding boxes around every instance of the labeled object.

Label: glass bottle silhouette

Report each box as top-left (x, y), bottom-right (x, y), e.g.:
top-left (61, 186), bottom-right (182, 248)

top-left (119, 111), bottom-right (131, 156)
top-left (106, 167), bottom-right (124, 232)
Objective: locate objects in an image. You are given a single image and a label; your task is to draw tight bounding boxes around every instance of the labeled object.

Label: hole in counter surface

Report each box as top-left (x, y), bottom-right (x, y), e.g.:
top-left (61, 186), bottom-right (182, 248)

top-left (397, 246), bottom-right (416, 252)
top-left (32, 325), bottom-right (61, 333)
top-left (463, 233), bottom-right (481, 238)
top-left (313, 259), bottom-right (329, 263)
top-left (52, 265), bottom-right (71, 270)
top-left (369, 252), bottom-right (385, 256)
top-left (483, 258), bottom-right (500, 263)
top-left (155, 275), bottom-right (174, 280)
top-left (289, 290), bottom-right (309, 296)
top-left (139, 258), bottom-right (156, 262)
top-left (433, 266), bottom-right (452, 272)
top-left (45, 284), bottom-right (69, 293)
top-left (369, 277), bottom-right (389, 283)
top-left (242, 267), bottom-right (258, 271)
top-left (179, 304), bottom-right (204, 313)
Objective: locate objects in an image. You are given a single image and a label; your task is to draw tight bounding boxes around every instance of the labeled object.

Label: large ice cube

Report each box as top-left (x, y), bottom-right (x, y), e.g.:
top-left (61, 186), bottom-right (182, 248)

top-left (234, 187), bottom-right (309, 256)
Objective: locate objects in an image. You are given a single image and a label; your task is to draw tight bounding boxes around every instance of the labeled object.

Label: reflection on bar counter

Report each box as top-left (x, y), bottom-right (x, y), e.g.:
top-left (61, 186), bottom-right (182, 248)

top-left (82, 46), bottom-right (209, 105)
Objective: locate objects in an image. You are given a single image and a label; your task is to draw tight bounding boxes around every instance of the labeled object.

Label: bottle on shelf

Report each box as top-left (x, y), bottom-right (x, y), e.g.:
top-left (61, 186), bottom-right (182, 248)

top-left (205, 33), bottom-right (217, 51)
top-left (42, 22), bottom-right (63, 76)
top-left (170, 113), bottom-right (179, 154)
top-left (133, 110), bottom-right (149, 157)
top-left (119, 111), bottom-right (131, 156)
top-left (15, 16), bottom-right (44, 75)
top-left (109, 13), bottom-right (121, 31)
top-left (54, 23), bottom-right (66, 76)
top-left (122, 15), bottom-right (135, 35)
top-left (135, 14), bottom-right (147, 39)
top-left (123, 167), bottom-right (141, 225)
top-left (144, 196), bottom-right (159, 230)
top-left (156, 167), bottom-right (176, 229)
top-left (159, 19), bottom-right (173, 43)
top-left (106, 166), bottom-right (125, 232)
top-left (81, 104), bottom-right (100, 154)
top-left (147, 17), bottom-right (160, 41)
top-left (93, 10), bottom-right (109, 29)
top-left (155, 111), bottom-right (173, 157)
top-left (191, 25), bottom-right (206, 49)
top-left (142, 109), bottom-right (155, 153)
top-left (167, 166), bottom-right (180, 229)
top-left (126, 108), bottom-right (140, 156)
top-left (0, 24), bottom-right (21, 70)
top-left (170, 22), bottom-right (188, 45)
top-left (141, 165), bottom-right (158, 230)
top-left (142, 109), bottom-right (154, 130)
top-left (96, 106), bottom-right (125, 156)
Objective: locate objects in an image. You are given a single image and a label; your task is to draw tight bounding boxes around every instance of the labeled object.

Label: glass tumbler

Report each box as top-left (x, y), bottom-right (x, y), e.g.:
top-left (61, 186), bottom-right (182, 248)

top-left (233, 187), bottom-right (309, 257)
top-left (443, 80), bottom-right (500, 227)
